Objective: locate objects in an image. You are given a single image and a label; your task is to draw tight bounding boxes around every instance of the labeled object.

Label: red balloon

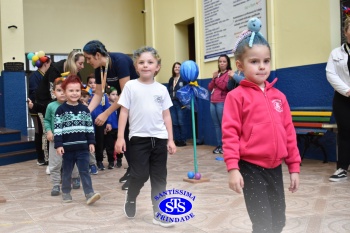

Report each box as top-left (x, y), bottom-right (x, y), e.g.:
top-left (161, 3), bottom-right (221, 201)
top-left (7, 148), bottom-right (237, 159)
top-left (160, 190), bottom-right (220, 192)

top-left (39, 56), bottom-right (48, 63)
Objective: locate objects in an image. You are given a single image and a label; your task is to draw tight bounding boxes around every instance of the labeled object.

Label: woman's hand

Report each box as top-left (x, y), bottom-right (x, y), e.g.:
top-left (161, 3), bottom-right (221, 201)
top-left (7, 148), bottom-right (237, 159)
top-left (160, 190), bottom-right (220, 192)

top-left (212, 71), bottom-right (218, 79)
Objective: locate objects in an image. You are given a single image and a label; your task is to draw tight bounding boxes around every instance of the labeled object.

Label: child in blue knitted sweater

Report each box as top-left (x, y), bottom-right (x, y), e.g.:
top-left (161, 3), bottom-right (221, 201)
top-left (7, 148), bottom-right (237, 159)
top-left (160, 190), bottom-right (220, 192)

top-left (54, 74), bottom-right (101, 205)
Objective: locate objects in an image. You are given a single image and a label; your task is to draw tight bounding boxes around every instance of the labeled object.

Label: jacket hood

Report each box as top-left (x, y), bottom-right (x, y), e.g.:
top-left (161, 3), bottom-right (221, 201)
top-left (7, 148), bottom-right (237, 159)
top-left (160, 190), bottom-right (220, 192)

top-left (239, 78), bottom-right (278, 90)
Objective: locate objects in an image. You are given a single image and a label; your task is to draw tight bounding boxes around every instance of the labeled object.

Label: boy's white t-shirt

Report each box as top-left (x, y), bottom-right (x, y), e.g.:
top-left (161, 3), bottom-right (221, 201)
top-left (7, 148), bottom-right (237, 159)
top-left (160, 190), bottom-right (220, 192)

top-left (118, 79), bottom-right (173, 139)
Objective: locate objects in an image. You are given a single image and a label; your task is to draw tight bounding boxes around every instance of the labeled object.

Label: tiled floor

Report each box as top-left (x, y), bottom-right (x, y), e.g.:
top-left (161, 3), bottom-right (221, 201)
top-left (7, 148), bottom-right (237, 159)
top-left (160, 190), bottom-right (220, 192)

top-left (0, 144), bottom-right (350, 233)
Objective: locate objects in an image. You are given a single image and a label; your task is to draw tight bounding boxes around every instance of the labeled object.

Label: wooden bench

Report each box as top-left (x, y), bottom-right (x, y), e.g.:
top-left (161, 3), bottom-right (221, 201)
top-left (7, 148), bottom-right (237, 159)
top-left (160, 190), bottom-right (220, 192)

top-left (291, 107), bottom-right (334, 163)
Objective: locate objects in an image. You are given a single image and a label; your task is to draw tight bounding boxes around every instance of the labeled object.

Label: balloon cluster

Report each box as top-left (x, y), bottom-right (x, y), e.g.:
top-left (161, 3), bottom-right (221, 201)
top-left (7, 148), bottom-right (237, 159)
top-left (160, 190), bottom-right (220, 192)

top-left (27, 51), bottom-right (49, 68)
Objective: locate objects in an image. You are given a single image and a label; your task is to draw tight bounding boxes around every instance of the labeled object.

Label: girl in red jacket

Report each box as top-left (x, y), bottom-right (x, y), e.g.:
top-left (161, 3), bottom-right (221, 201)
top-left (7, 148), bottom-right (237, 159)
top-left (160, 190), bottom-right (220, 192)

top-left (222, 20), bottom-right (300, 233)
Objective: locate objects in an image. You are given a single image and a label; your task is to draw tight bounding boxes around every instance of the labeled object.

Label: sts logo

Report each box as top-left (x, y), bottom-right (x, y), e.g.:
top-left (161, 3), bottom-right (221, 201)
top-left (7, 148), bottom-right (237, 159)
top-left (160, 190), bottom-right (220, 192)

top-left (154, 189), bottom-right (196, 224)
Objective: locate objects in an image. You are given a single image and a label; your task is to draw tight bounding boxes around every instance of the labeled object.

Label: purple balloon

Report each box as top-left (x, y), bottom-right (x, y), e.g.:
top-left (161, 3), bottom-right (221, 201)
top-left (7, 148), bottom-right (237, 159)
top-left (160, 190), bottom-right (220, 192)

top-left (194, 172), bottom-right (201, 180)
top-left (35, 60), bottom-right (42, 67)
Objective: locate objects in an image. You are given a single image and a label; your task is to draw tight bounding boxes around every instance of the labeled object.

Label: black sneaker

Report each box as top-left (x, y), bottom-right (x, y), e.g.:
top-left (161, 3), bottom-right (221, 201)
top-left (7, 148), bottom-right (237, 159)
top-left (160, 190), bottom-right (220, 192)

top-left (72, 177), bottom-right (81, 189)
top-left (108, 162), bottom-right (114, 169)
top-left (122, 179), bottom-right (130, 190)
top-left (37, 159), bottom-right (46, 166)
top-left (177, 141), bottom-right (187, 147)
top-left (116, 160), bottom-right (122, 168)
top-left (119, 171), bottom-right (130, 183)
top-left (213, 146), bottom-right (220, 154)
top-left (97, 161), bottom-right (105, 170)
top-left (218, 146), bottom-right (223, 154)
top-left (329, 168), bottom-right (347, 182)
top-left (124, 193), bottom-right (136, 218)
top-left (51, 185), bottom-right (60, 196)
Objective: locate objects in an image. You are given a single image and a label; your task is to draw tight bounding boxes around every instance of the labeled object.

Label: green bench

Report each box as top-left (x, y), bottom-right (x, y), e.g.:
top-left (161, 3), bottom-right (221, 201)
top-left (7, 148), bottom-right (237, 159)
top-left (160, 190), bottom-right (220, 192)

top-left (291, 107), bottom-right (334, 163)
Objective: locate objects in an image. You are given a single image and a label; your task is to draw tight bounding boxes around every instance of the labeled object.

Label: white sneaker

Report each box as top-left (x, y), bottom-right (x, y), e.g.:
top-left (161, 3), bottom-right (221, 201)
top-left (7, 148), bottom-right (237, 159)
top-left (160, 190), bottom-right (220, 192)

top-left (46, 166), bottom-right (50, 175)
top-left (329, 168), bottom-right (347, 182)
top-left (153, 213), bottom-right (175, 228)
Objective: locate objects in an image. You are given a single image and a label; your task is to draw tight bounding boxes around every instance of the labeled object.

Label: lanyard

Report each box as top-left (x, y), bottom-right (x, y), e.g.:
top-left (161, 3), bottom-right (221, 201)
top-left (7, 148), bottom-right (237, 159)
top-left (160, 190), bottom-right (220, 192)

top-left (100, 57), bottom-right (109, 106)
top-left (173, 77), bottom-right (180, 97)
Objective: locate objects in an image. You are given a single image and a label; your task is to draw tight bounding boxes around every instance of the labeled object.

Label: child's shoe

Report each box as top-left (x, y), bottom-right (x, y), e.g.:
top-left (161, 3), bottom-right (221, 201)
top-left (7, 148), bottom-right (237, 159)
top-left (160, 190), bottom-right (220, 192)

top-left (72, 177), bottom-right (81, 189)
top-left (153, 212), bottom-right (175, 228)
top-left (62, 193), bottom-right (72, 203)
top-left (108, 162), bottom-right (114, 169)
top-left (90, 164), bottom-right (98, 175)
top-left (86, 192), bottom-right (101, 205)
top-left (124, 192), bottom-right (136, 218)
top-left (46, 166), bottom-right (50, 175)
top-left (51, 185), bottom-right (60, 196)
top-left (97, 161), bottom-right (105, 170)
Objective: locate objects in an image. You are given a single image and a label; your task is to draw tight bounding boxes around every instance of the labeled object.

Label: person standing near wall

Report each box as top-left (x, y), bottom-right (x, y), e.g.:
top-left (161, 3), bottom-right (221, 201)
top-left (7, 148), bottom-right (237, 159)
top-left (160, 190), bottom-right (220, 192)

top-left (167, 62), bottom-right (188, 147)
top-left (208, 55), bottom-right (233, 154)
top-left (83, 40), bottom-right (138, 190)
top-left (27, 56), bottom-right (51, 165)
top-left (326, 16), bottom-right (350, 182)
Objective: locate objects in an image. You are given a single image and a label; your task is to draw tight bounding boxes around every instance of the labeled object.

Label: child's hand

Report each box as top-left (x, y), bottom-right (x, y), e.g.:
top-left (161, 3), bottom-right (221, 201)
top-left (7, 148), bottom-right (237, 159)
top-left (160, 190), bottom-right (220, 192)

top-left (46, 131), bottom-right (54, 141)
top-left (167, 140), bottom-right (176, 154)
top-left (228, 169), bottom-right (244, 194)
top-left (89, 144), bottom-right (95, 153)
top-left (289, 173), bottom-right (299, 193)
top-left (228, 70), bottom-right (234, 78)
top-left (56, 147), bottom-right (64, 156)
top-left (27, 98), bottom-right (33, 109)
top-left (105, 124), bottom-right (112, 133)
top-left (115, 138), bottom-right (126, 154)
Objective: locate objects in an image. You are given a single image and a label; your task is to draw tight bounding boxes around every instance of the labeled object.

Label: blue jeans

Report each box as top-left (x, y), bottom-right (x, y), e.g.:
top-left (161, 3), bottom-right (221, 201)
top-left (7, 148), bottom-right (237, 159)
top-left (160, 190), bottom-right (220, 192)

top-left (170, 100), bottom-right (186, 142)
top-left (210, 102), bottom-right (224, 146)
top-left (62, 150), bottom-right (94, 195)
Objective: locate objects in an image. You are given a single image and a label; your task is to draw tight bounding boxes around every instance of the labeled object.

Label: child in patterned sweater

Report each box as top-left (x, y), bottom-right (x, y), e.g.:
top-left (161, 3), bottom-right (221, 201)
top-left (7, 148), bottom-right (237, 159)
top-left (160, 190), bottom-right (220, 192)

top-left (54, 74), bottom-right (101, 205)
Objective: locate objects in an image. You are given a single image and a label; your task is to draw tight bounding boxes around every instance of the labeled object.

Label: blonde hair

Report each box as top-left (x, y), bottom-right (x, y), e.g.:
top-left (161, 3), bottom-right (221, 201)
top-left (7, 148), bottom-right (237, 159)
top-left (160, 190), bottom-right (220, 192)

top-left (133, 46), bottom-right (161, 76)
top-left (65, 50), bottom-right (84, 75)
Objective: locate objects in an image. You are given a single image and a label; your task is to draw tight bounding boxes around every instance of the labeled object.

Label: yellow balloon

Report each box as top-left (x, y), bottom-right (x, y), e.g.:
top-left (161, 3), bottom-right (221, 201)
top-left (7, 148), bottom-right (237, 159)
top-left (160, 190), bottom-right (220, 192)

top-left (37, 50), bottom-right (45, 58)
top-left (32, 55), bottom-right (39, 62)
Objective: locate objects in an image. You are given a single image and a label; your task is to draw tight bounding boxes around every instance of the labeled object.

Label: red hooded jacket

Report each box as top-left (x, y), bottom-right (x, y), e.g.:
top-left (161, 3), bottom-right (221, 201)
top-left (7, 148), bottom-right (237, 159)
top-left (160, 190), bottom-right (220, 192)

top-left (222, 78), bottom-right (300, 173)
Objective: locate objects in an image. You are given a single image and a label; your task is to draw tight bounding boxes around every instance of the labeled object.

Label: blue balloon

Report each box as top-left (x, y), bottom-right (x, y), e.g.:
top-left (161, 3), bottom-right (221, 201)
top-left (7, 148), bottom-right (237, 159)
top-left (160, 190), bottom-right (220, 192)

top-left (180, 60), bottom-right (199, 82)
top-left (187, 171), bottom-right (195, 179)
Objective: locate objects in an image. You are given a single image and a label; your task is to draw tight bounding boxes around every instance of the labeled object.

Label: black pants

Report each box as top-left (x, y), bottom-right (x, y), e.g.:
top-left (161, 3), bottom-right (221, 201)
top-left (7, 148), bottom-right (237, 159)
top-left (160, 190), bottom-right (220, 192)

top-left (104, 129), bottom-right (122, 163)
top-left (30, 114), bottom-right (45, 161)
top-left (333, 91), bottom-right (350, 170)
top-left (239, 160), bottom-right (286, 233)
top-left (127, 137), bottom-right (168, 212)
top-left (94, 125), bottom-right (105, 162)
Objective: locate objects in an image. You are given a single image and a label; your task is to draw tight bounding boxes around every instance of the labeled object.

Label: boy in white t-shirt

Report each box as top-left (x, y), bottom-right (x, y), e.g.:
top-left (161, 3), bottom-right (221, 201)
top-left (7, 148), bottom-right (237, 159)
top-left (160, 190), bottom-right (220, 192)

top-left (115, 46), bottom-right (176, 228)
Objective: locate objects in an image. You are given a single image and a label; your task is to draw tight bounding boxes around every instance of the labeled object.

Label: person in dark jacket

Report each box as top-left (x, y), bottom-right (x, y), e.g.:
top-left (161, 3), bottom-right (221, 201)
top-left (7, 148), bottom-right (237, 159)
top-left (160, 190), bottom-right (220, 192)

top-left (167, 62), bottom-right (188, 146)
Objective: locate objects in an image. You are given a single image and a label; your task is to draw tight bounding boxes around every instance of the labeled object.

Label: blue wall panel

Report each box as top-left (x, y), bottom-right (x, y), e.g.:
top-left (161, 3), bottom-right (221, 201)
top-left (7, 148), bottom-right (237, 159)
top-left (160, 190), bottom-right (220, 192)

top-left (0, 71), bottom-right (27, 135)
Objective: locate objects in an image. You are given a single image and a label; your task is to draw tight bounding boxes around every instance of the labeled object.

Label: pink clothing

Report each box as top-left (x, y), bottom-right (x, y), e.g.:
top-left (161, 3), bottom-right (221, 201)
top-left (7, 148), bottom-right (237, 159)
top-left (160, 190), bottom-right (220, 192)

top-left (208, 71), bottom-right (230, 103)
top-left (222, 78), bottom-right (300, 173)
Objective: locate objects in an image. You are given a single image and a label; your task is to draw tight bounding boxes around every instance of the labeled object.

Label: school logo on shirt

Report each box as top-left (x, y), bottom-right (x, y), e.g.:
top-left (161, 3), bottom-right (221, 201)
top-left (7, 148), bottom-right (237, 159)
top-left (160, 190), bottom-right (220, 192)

top-left (154, 95), bottom-right (164, 104)
top-left (153, 189), bottom-right (196, 223)
top-left (272, 99), bottom-right (283, 112)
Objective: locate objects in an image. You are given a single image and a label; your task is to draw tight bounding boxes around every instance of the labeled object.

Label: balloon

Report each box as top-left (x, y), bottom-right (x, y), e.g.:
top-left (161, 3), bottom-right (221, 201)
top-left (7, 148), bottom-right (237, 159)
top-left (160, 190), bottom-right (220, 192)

top-left (32, 55), bottom-right (39, 62)
top-left (194, 172), bottom-right (201, 180)
top-left (32, 60), bottom-right (36, 66)
top-left (35, 60), bottom-right (42, 67)
top-left (187, 171), bottom-right (195, 179)
top-left (37, 50), bottom-right (45, 58)
top-left (27, 52), bottom-right (35, 60)
top-left (180, 60), bottom-right (199, 82)
top-left (39, 56), bottom-right (48, 63)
